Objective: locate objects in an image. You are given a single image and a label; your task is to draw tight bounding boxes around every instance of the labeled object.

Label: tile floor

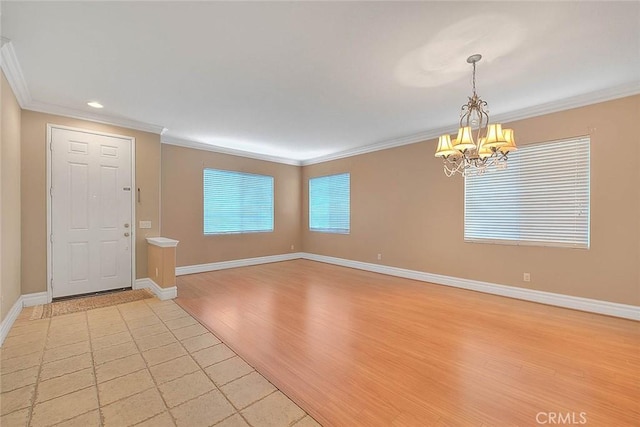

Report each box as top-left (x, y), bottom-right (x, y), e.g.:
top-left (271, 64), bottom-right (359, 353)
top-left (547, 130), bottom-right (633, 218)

top-left (0, 297), bottom-right (321, 427)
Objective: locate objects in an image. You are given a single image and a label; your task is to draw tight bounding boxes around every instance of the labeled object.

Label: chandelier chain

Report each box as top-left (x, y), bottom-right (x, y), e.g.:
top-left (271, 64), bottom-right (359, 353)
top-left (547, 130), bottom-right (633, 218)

top-left (472, 60), bottom-right (477, 96)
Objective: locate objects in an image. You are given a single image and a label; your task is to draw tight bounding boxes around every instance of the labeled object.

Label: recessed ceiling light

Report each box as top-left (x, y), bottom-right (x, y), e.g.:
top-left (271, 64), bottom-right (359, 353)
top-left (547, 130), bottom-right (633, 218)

top-left (87, 101), bottom-right (103, 109)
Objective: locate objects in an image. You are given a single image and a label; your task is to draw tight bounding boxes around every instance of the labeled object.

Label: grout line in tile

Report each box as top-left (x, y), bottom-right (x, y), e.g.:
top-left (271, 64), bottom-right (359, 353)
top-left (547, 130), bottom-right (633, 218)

top-left (49, 408), bottom-right (100, 427)
top-left (93, 349), bottom-right (138, 367)
top-left (147, 364), bottom-right (198, 386)
top-left (0, 362), bottom-right (44, 377)
top-left (34, 383), bottom-right (95, 405)
top-left (139, 341), bottom-right (185, 365)
top-left (97, 366), bottom-right (148, 385)
top-left (212, 412), bottom-right (246, 427)
top-left (289, 411), bottom-right (310, 427)
top-left (216, 369), bottom-right (256, 388)
top-left (4, 296), bottom-right (313, 427)
top-left (24, 316), bottom-right (52, 427)
top-left (235, 387), bottom-right (279, 412)
top-left (192, 343), bottom-right (236, 369)
top-left (175, 299), bottom-right (311, 427)
top-left (40, 351), bottom-right (92, 370)
top-left (87, 327), bottom-right (129, 338)
top-left (130, 412), bottom-right (174, 427)
top-left (170, 302), bottom-right (264, 426)
top-left (1, 346), bottom-right (46, 363)
top-left (98, 380), bottom-right (157, 410)
top-left (118, 300), bottom-right (176, 426)
top-left (159, 377), bottom-right (212, 411)
top-left (86, 308), bottom-right (106, 427)
top-left (150, 298), bottom-right (247, 425)
top-left (0, 338), bottom-right (44, 425)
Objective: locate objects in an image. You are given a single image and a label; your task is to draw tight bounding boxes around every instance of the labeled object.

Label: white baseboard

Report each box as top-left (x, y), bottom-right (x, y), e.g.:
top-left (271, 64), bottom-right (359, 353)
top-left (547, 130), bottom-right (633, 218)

top-left (301, 253), bottom-right (640, 321)
top-left (175, 252), bottom-right (304, 276)
top-left (0, 292), bottom-right (51, 346)
top-left (0, 297), bottom-right (24, 347)
top-left (22, 292), bottom-right (49, 307)
top-left (1, 283), bottom-right (176, 346)
top-left (134, 278), bottom-right (177, 300)
top-left (157, 251), bottom-right (640, 320)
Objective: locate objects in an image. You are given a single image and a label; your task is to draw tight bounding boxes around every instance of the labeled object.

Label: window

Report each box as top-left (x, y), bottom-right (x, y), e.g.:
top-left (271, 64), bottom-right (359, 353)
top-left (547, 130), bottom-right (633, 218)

top-left (464, 136), bottom-right (590, 248)
top-left (309, 173), bottom-right (350, 234)
top-left (203, 169), bottom-right (274, 234)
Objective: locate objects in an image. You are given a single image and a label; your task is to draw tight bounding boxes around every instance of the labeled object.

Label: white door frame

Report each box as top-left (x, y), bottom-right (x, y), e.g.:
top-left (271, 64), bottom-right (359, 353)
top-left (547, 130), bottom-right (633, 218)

top-left (46, 124), bottom-right (136, 302)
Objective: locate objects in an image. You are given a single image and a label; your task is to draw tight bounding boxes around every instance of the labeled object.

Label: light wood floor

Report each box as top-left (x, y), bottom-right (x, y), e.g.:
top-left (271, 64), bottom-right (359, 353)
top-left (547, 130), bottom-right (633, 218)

top-left (176, 260), bottom-right (640, 426)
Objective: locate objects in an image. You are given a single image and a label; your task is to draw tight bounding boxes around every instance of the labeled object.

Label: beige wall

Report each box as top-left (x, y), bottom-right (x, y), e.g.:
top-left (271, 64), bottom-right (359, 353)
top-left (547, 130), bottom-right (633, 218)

top-left (1, 71), bottom-right (22, 322)
top-left (147, 244), bottom-right (176, 288)
top-left (161, 144), bottom-right (301, 267)
top-left (20, 111), bottom-right (161, 294)
top-left (7, 89), bottom-right (638, 308)
top-left (302, 95), bottom-right (640, 306)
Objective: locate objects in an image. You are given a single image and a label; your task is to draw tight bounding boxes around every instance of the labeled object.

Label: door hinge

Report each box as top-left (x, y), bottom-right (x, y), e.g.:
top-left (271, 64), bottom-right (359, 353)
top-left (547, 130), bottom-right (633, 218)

top-left (49, 141), bottom-right (53, 151)
top-left (50, 278), bottom-right (54, 290)
top-left (50, 234), bottom-right (53, 243)
top-left (49, 187), bottom-right (53, 197)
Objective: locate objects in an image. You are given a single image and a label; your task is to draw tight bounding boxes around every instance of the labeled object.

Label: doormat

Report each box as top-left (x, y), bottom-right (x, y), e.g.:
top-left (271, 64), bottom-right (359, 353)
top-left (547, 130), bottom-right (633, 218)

top-left (30, 289), bottom-right (154, 319)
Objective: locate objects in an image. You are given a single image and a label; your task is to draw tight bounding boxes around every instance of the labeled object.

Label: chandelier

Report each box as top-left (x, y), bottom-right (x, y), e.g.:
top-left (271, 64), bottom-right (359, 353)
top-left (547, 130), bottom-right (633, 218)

top-left (434, 54), bottom-right (517, 177)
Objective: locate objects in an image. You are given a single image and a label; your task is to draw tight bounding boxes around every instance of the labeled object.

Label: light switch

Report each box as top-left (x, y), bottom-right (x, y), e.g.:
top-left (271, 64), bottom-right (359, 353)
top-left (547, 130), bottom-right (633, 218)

top-left (139, 221), bottom-right (152, 229)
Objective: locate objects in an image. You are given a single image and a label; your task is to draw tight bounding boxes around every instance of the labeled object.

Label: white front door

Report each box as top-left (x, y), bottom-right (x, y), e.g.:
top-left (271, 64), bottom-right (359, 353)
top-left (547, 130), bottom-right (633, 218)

top-left (51, 127), bottom-right (133, 298)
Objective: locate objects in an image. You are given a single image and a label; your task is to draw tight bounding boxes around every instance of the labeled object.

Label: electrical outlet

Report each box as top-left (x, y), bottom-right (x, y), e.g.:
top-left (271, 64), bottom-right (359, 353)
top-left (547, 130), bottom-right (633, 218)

top-left (523, 272), bottom-right (531, 282)
top-left (377, 253), bottom-right (382, 261)
top-left (155, 267), bottom-right (159, 277)
top-left (139, 221), bottom-right (151, 229)
top-left (291, 244), bottom-right (294, 250)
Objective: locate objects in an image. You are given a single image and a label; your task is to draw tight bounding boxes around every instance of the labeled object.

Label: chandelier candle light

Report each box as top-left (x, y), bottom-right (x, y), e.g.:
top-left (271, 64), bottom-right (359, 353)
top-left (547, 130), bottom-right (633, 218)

top-left (434, 54), bottom-right (517, 177)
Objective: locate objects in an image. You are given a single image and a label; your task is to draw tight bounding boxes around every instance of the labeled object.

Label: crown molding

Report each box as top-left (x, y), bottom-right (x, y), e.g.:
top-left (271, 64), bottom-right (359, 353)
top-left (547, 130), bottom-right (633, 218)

top-left (301, 126), bottom-right (450, 166)
top-left (25, 100), bottom-right (166, 135)
top-left (1, 40), bottom-right (164, 134)
top-left (161, 135), bottom-right (302, 166)
top-left (491, 81), bottom-right (640, 126)
top-left (0, 41), bottom-right (32, 108)
top-left (301, 82), bottom-right (640, 166)
top-left (3, 37), bottom-right (638, 165)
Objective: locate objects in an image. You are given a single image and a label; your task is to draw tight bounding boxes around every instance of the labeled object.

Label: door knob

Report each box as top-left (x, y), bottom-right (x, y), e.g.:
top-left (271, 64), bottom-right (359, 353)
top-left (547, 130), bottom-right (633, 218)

top-left (124, 232), bottom-right (130, 237)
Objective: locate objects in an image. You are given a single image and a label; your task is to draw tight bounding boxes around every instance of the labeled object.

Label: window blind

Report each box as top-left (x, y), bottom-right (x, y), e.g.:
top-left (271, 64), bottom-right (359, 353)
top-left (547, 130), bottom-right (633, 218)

top-left (203, 169), bottom-right (274, 234)
top-left (309, 173), bottom-right (350, 234)
top-left (464, 136), bottom-right (590, 248)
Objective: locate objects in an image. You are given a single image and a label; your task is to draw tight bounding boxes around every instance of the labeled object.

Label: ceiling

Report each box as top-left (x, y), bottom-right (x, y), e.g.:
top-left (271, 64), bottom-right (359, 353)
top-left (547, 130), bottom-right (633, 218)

top-left (2, 1), bottom-right (639, 164)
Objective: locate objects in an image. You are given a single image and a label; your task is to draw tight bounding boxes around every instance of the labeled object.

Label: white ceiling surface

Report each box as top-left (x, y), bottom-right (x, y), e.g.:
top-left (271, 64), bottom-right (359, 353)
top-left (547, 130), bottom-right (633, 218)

top-left (2, 2), bottom-right (639, 163)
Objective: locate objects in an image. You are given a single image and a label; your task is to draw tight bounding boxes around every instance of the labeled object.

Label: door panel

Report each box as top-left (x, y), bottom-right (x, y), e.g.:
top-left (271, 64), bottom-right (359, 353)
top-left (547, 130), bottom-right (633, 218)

top-left (99, 166), bottom-right (118, 229)
top-left (100, 241), bottom-right (118, 278)
top-left (69, 163), bottom-right (89, 230)
top-left (51, 128), bottom-right (132, 298)
top-left (68, 242), bottom-right (89, 282)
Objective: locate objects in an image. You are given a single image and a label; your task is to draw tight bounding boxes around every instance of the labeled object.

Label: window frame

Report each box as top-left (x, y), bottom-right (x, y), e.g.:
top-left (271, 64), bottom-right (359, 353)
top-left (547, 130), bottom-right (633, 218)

top-left (308, 172), bottom-right (351, 234)
top-left (203, 168), bottom-right (275, 235)
top-left (463, 136), bottom-right (590, 249)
